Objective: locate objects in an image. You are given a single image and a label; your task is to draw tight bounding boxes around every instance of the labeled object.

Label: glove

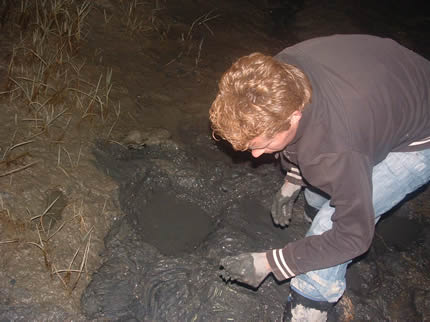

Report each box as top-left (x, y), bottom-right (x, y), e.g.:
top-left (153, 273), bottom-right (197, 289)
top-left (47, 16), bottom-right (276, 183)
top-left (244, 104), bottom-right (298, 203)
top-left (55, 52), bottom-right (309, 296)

top-left (219, 252), bottom-right (271, 288)
top-left (271, 181), bottom-right (301, 227)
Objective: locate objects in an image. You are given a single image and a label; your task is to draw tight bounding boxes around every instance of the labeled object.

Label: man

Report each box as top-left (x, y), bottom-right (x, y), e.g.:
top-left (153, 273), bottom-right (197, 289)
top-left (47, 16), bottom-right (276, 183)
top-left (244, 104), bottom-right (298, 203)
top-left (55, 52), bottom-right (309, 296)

top-left (209, 34), bottom-right (430, 321)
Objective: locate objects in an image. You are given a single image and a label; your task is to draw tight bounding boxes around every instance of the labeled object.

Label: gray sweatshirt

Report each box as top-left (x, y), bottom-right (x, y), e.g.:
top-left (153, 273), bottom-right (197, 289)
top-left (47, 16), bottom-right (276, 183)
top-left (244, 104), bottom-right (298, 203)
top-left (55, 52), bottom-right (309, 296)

top-left (265, 34), bottom-right (430, 281)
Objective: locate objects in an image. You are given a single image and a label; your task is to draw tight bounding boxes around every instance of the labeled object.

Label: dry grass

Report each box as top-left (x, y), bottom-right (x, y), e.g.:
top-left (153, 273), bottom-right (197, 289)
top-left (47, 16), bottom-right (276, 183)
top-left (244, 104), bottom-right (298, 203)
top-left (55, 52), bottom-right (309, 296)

top-left (185, 9), bottom-right (219, 40)
top-left (23, 199), bottom-right (96, 294)
top-left (0, 160), bottom-right (40, 177)
top-left (121, 0), bottom-right (149, 35)
top-left (112, 0), bottom-right (168, 36)
top-left (115, 0), bottom-right (218, 68)
top-left (3, 1), bottom-right (116, 122)
top-left (164, 9), bottom-right (219, 69)
top-left (186, 10), bottom-right (219, 68)
top-left (51, 224), bottom-right (94, 293)
top-left (0, 0), bottom-right (121, 177)
top-left (0, 0), bottom-right (120, 295)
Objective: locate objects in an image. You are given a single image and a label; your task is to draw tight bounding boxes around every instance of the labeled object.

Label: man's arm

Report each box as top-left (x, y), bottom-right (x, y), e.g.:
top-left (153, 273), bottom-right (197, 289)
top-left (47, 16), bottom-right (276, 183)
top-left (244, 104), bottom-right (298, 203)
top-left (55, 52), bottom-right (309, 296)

top-left (219, 151), bottom-right (375, 287)
top-left (271, 152), bottom-right (306, 226)
top-left (267, 151), bottom-right (375, 280)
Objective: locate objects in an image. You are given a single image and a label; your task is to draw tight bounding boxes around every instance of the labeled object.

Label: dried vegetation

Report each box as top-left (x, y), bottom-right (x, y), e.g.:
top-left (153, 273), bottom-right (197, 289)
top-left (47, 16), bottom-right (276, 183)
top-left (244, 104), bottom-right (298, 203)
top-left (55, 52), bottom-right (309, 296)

top-left (1, 0), bottom-right (120, 172)
top-left (0, 0), bottom-right (119, 296)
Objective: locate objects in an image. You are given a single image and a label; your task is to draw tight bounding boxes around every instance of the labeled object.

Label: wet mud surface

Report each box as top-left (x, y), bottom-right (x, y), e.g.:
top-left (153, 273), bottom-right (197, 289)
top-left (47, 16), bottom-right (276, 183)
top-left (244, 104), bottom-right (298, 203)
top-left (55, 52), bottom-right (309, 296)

top-left (81, 138), bottom-right (430, 321)
top-left (0, 0), bottom-right (429, 321)
top-left (135, 190), bottom-right (212, 255)
top-left (82, 139), bottom-right (296, 320)
top-left (342, 203), bottom-right (430, 321)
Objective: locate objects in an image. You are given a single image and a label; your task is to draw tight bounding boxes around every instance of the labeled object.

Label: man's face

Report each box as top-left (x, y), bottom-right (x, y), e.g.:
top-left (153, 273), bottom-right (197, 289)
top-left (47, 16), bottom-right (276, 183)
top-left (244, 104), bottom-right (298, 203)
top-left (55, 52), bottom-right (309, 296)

top-left (248, 111), bottom-right (301, 158)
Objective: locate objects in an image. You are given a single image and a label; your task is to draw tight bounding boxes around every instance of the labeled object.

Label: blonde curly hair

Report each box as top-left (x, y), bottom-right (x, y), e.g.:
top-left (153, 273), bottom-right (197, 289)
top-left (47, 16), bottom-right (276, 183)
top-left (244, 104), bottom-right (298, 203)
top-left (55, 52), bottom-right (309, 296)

top-left (209, 52), bottom-right (311, 151)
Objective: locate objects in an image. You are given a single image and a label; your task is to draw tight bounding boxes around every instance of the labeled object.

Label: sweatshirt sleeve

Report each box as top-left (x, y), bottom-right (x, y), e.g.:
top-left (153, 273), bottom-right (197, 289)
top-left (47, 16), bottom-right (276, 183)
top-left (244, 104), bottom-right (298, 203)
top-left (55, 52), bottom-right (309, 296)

top-left (277, 152), bottom-right (306, 186)
top-left (267, 151), bottom-right (375, 280)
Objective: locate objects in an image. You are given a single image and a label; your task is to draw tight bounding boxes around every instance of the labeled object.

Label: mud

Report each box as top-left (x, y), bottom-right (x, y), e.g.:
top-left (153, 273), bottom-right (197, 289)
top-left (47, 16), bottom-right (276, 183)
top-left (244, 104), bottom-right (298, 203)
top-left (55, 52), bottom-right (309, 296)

top-left (82, 140), bottom-right (295, 320)
top-left (340, 203), bottom-right (430, 321)
top-left (219, 253), bottom-right (261, 288)
top-left (81, 138), bottom-right (430, 321)
top-left (135, 190), bottom-right (212, 255)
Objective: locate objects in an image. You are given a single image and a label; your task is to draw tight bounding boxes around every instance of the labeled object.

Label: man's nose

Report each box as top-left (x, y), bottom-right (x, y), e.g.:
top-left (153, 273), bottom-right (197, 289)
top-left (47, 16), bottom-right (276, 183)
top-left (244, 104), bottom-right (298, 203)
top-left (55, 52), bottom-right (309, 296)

top-left (251, 149), bottom-right (265, 158)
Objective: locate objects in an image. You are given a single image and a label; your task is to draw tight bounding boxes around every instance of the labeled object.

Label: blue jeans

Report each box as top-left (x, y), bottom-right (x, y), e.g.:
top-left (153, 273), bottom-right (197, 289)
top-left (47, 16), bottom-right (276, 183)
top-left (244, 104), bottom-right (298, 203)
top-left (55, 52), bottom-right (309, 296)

top-left (290, 149), bottom-right (430, 303)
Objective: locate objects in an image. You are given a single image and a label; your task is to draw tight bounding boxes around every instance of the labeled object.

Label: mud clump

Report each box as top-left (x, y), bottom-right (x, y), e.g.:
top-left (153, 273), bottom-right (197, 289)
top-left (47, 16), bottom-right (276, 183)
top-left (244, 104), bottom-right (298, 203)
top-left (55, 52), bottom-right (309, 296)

top-left (81, 140), bottom-right (292, 320)
top-left (133, 190), bottom-right (213, 256)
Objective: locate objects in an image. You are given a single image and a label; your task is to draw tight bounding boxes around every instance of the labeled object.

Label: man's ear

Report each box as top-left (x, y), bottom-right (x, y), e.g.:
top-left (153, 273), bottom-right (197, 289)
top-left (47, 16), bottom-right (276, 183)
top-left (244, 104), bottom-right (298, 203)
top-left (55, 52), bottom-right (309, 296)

top-left (290, 110), bottom-right (302, 125)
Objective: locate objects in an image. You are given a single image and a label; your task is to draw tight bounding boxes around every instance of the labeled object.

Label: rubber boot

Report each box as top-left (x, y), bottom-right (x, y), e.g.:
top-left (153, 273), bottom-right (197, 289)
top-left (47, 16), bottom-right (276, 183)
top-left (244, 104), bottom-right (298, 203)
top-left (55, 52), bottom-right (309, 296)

top-left (282, 289), bottom-right (334, 322)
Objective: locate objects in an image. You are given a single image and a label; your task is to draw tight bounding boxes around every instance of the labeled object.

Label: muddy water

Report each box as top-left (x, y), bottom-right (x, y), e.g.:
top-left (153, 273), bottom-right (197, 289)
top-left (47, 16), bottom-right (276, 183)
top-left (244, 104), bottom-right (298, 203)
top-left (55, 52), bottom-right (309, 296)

top-left (135, 190), bottom-right (212, 255)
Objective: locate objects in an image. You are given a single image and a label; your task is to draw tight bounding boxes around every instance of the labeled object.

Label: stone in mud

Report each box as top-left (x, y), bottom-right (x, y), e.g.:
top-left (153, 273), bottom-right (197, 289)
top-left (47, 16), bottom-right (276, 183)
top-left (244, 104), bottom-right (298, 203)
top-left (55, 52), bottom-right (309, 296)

top-left (122, 128), bottom-right (171, 148)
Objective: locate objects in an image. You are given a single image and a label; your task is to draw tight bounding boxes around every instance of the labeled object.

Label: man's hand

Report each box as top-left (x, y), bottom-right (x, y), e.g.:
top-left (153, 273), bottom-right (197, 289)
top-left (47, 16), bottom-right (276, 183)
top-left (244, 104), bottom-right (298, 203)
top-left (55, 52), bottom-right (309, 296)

top-left (219, 252), bottom-right (271, 288)
top-left (271, 181), bottom-right (301, 227)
